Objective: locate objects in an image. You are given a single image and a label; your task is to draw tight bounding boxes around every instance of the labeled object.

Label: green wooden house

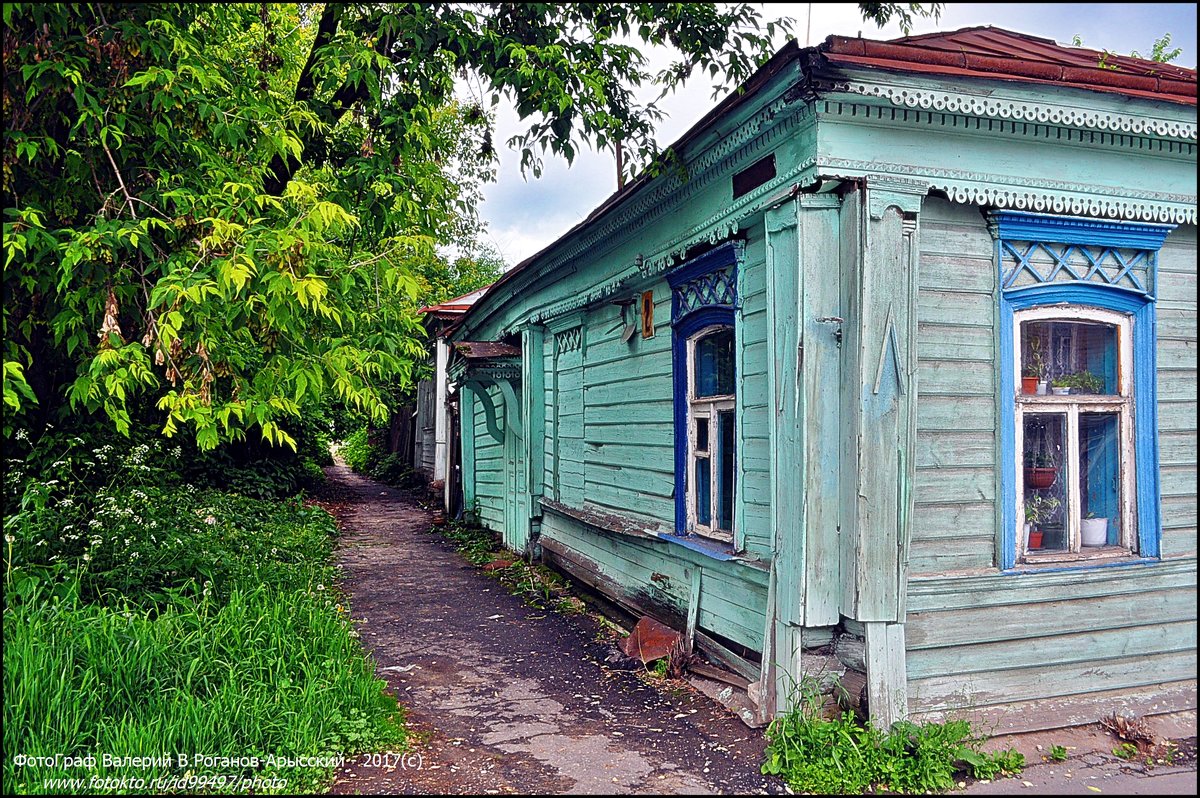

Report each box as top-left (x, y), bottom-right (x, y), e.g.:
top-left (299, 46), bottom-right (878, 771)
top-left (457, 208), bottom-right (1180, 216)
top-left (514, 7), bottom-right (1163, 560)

top-left (445, 27), bottom-right (1197, 731)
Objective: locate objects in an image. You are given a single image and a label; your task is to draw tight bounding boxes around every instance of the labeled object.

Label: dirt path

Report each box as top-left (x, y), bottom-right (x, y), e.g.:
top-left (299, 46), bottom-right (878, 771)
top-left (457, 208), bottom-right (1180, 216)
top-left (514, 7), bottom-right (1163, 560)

top-left (319, 464), bottom-right (784, 795)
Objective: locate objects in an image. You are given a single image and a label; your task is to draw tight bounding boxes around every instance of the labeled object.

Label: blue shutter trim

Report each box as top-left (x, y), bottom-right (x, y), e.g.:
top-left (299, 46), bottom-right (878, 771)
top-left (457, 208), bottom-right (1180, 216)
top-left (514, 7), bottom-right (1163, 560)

top-left (669, 242), bottom-right (740, 535)
top-left (998, 284), bottom-right (1161, 570)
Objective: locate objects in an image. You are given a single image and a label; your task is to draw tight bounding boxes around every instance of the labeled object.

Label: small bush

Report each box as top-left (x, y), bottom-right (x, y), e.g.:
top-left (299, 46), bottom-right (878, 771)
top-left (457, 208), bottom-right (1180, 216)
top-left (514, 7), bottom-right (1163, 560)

top-left (340, 427), bottom-right (419, 488)
top-left (762, 679), bottom-right (1024, 794)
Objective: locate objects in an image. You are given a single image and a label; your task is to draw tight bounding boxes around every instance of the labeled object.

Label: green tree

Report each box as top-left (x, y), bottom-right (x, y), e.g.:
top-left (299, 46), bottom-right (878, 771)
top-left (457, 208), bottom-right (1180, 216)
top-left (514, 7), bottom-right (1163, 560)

top-left (3, 3), bottom-right (938, 450)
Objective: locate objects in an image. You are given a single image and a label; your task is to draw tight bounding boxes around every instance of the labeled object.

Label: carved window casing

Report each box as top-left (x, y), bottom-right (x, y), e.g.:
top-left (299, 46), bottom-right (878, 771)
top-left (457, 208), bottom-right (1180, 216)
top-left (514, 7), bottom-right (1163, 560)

top-left (668, 242), bottom-right (741, 542)
top-left (994, 211), bottom-right (1171, 570)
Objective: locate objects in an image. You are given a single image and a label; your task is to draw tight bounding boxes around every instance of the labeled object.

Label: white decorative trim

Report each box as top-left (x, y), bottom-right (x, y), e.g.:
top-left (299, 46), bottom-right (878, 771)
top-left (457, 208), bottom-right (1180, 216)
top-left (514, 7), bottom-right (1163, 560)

top-left (834, 82), bottom-right (1198, 142)
top-left (818, 157), bottom-right (1197, 225)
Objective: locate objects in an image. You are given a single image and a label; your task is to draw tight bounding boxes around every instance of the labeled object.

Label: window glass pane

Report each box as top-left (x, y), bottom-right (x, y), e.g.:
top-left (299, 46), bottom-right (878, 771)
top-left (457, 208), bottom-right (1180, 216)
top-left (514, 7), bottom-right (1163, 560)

top-left (717, 411), bottom-right (735, 531)
top-left (1080, 413), bottom-right (1121, 547)
top-left (1023, 414), bottom-right (1068, 551)
top-left (695, 329), bottom-right (735, 397)
top-left (695, 417), bottom-right (709, 453)
top-left (694, 457), bottom-right (711, 527)
top-left (1023, 320), bottom-right (1118, 395)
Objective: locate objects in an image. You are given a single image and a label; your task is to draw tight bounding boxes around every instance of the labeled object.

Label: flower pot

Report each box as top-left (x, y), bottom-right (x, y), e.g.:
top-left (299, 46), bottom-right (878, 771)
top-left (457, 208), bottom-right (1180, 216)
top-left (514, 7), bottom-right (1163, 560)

top-left (1051, 386), bottom-right (1070, 395)
top-left (1036, 380), bottom-right (1048, 395)
top-left (1021, 376), bottom-right (1039, 394)
top-left (1024, 466), bottom-right (1057, 489)
top-left (1081, 517), bottom-right (1109, 547)
top-left (1028, 530), bottom-right (1044, 549)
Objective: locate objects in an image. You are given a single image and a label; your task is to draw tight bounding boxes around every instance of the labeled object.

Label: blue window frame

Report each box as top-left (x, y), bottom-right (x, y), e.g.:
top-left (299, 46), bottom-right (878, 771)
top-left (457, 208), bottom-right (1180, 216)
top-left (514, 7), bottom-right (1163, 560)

top-left (994, 212), bottom-right (1173, 570)
top-left (668, 243), bottom-right (740, 540)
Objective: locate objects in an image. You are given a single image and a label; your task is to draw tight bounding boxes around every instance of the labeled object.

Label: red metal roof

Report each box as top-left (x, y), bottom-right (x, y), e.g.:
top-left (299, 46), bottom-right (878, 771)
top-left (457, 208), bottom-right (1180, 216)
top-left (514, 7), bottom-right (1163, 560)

top-left (419, 285), bottom-right (493, 316)
top-left (823, 26), bottom-right (1196, 106)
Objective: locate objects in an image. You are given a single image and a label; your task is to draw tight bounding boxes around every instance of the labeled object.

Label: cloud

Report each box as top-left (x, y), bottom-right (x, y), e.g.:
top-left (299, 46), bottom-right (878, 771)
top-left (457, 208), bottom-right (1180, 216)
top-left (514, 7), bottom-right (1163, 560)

top-left (471, 3), bottom-right (1196, 265)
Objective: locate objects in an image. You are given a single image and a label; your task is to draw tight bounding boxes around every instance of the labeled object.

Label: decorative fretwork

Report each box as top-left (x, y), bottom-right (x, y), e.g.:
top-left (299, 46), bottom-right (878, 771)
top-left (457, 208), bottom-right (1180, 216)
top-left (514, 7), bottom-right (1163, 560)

top-left (673, 265), bottom-right (737, 321)
top-left (555, 326), bottom-right (581, 355)
top-left (1000, 241), bottom-right (1155, 296)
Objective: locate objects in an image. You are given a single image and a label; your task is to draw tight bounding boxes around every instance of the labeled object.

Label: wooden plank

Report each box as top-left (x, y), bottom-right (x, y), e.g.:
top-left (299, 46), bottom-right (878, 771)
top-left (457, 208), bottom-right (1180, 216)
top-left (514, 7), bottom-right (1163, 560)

top-left (918, 289), bottom-right (994, 326)
top-left (906, 587), bottom-right (1197, 649)
top-left (1157, 371), bottom-right (1198, 402)
top-left (910, 502), bottom-right (994, 540)
top-left (1158, 399), bottom-right (1199, 433)
top-left (915, 466), bottom-right (995, 504)
top-left (907, 650), bottom-right (1197, 712)
top-left (685, 567), bottom-right (702, 654)
top-left (918, 324), bottom-right (995, 362)
top-left (1157, 337), bottom-right (1197, 370)
top-left (907, 559), bottom-right (1198, 612)
top-left (1161, 463), bottom-right (1198, 498)
top-left (864, 621), bottom-right (908, 729)
top-left (918, 252), bottom-right (995, 293)
top-left (1161, 493), bottom-right (1196, 529)
top-left (916, 431), bottom-right (996, 469)
top-left (907, 548), bottom-right (995, 575)
top-left (908, 620), bottom-right (1196, 679)
top-left (917, 358), bottom-right (994, 395)
top-left (909, 680), bottom-right (1198, 735)
top-left (917, 396), bottom-right (994, 432)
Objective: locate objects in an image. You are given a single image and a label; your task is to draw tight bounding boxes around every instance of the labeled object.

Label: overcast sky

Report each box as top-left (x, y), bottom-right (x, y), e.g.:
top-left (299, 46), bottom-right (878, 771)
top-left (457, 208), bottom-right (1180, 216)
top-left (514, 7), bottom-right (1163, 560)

top-left (468, 3), bottom-right (1197, 268)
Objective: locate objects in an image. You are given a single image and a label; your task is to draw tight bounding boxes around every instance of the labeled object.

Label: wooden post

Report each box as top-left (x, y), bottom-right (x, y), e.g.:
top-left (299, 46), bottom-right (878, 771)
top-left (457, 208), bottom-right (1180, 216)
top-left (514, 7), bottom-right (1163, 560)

top-left (840, 175), bottom-right (927, 728)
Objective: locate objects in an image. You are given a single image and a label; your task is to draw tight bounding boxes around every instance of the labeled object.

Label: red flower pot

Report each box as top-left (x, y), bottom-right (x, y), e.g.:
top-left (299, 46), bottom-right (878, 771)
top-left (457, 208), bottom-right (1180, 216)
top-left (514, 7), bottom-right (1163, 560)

top-left (1025, 467), bottom-right (1057, 489)
top-left (1021, 376), bottom-right (1039, 394)
top-left (1028, 530), bottom-right (1044, 549)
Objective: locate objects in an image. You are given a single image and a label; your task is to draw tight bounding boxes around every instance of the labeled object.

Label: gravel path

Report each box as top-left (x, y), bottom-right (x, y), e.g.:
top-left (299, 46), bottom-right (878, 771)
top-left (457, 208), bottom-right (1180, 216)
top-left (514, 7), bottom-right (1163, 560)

top-left (318, 463), bottom-right (783, 795)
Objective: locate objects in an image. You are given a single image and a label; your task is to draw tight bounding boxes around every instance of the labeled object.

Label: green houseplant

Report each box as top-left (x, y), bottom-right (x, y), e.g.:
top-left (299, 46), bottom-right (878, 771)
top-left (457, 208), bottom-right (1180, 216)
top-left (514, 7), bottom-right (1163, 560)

top-left (1022, 338), bottom-right (1046, 394)
top-left (1060, 370), bottom-right (1105, 394)
top-left (1024, 494), bottom-right (1060, 550)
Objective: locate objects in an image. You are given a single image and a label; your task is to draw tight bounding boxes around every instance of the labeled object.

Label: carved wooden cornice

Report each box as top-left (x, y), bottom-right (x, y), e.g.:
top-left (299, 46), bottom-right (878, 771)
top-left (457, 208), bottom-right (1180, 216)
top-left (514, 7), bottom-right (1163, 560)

top-left (831, 81), bottom-right (1198, 142)
top-left (819, 156), bottom-right (1196, 225)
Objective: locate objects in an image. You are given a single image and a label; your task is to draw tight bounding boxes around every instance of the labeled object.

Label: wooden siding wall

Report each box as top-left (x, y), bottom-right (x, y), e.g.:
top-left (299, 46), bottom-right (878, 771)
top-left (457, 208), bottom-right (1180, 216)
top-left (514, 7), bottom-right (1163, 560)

top-left (413, 377), bottom-right (437, 480)
top-left (539, 509), bottom-right (770, 652)
top-left (1157, 224), bottom-right (1198, 559)
top-left (530, 223), bottom-right (774, 654)
top-left (911, 197), bottom-right (998, 574)
top-left (905, 204), bottom-right (1198, 725)
top-left (577, 290), bottom-right (674, 522)
top-left (737, 229), bottom-right (773, 558)
top-left (470, 384), bottom-right (508, 534)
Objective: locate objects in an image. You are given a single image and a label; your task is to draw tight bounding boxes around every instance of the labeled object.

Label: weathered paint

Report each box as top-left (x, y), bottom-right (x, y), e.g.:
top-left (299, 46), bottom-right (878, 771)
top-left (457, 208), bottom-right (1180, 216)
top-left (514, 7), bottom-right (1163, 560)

top-left (445, 34), bottom-right (1196, 727)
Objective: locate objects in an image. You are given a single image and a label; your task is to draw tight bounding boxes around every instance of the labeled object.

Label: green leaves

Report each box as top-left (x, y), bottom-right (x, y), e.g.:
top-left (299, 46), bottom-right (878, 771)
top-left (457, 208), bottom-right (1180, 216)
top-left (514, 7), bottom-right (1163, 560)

top-left (4, 2), bottom-right (795, 452)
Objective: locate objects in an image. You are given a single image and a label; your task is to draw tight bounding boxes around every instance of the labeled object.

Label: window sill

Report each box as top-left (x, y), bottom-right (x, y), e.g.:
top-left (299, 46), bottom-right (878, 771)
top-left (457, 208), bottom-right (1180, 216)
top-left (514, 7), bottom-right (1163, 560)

top-left (539, 499), bottom-right (766, 569)
top-left (1013, 546), bottom-right (1153, 572)
top-left (656, 532), bottom-right (736, 562)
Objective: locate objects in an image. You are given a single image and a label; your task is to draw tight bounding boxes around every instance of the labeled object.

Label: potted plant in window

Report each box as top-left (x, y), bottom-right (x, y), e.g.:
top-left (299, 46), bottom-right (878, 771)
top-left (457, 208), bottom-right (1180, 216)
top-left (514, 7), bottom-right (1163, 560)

top-left (1024, 451), bottom-right (1057, 489)
top-left (1050, 375), bottom-right (1072, 395)
top-left (1022, 338), bottom-right (1046, 395)
top-left (1024, 494), bottom-right (1060, 550)
top-left (1081, 512), bottom-right (1109, 546)
top-left (1061, 370), bottom-right (1105, 395)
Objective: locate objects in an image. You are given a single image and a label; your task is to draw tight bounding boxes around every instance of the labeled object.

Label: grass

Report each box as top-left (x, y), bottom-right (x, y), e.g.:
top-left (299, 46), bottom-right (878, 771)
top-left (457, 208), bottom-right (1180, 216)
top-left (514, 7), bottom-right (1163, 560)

top-left (762, 678), bottom-right (1024, 794)
top-left (4, 472), bottom-right (405, 794)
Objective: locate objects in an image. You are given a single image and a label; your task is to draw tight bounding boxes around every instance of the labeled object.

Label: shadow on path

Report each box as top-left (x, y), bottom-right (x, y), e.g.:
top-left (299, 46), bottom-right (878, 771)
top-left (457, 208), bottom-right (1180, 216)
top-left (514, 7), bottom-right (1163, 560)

top-left (321, 463), bottom-right (783, 795)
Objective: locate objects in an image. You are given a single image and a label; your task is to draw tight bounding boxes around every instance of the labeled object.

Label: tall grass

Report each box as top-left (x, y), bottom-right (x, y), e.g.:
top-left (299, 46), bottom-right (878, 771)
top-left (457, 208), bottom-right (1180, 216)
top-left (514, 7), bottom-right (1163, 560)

top-left (3, 455), bottom-right (404, 794)
top-left (5, 585), bottom-right (402, 793)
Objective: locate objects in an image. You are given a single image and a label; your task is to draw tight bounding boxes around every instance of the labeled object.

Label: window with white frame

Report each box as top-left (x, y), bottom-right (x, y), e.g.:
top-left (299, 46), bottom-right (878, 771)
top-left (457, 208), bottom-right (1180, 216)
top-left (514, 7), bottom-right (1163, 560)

top-left (687, 326), bottom-right (735, 540)
top-left (1014, 306), bottom-right (1135, 560)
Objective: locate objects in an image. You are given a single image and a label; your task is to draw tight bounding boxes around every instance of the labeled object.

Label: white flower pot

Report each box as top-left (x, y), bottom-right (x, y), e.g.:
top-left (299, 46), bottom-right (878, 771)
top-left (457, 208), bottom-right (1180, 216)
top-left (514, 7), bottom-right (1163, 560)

top-left (1036, 381), bottom-right (1048, 395)
top-left (1051, 386), bottom-right (1070, 395)
top-left (1081, 517), bottom-right (1109, 547)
